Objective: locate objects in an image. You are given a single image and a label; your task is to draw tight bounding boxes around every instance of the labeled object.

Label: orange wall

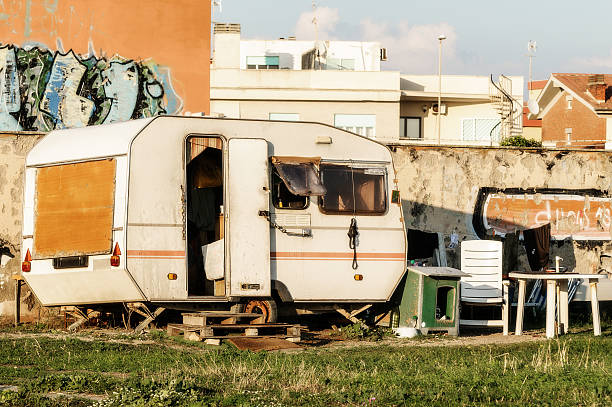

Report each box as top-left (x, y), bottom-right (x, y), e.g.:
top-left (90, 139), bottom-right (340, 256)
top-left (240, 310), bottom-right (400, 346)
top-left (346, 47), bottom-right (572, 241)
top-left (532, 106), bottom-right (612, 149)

top-left (0, 0), bottom-right (210, 114)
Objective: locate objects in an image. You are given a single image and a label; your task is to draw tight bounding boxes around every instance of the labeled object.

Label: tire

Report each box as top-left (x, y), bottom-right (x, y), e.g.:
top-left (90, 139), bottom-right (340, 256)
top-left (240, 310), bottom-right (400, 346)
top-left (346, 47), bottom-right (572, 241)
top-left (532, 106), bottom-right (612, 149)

top-left (241, 298), bottom-right (278, 323)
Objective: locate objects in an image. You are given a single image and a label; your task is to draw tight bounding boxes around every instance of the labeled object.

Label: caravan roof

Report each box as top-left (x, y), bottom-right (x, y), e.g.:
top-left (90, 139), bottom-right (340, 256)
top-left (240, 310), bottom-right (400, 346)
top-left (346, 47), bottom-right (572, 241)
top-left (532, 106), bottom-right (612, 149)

top-left (26, 116), bottom-right (393, 167)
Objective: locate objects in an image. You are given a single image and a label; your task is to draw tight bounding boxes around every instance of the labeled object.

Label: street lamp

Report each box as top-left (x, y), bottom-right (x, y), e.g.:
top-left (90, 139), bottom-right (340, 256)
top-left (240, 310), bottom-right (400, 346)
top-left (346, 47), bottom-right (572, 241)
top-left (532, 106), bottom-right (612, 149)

top-left (437, 34), bottom-right (446, 145)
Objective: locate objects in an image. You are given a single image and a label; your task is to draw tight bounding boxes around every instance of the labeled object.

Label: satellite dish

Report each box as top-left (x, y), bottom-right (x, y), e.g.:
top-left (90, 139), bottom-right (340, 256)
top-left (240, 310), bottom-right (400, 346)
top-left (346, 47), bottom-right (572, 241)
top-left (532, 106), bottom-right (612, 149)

top-left (528, 98), bottom-right (540, 115)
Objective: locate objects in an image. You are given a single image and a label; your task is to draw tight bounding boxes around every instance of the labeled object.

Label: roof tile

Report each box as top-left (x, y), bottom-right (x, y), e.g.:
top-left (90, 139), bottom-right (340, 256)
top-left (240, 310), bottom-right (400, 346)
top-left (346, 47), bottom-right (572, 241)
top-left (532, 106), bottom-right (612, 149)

top-left (552, 73), bottom-right (612, 110)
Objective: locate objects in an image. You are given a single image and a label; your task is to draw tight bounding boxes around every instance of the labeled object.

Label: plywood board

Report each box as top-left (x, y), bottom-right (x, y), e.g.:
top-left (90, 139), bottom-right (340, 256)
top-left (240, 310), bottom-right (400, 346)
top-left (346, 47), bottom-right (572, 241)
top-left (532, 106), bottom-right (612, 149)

top-left (34, 159), bottom-right (116, 259)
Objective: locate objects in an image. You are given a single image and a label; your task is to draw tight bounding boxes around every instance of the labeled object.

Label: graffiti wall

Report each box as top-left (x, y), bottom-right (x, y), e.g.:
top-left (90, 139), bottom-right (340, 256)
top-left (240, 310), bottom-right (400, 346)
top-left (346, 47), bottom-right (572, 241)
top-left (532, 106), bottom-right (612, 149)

top-left (481, 192), bottom-right (612, 240)
top-left (0, 0), bottom-right (211, 126)
top-left (0, 45), bottom-right (179, 131)
top-left (392, 146), bottom-right (612, 278)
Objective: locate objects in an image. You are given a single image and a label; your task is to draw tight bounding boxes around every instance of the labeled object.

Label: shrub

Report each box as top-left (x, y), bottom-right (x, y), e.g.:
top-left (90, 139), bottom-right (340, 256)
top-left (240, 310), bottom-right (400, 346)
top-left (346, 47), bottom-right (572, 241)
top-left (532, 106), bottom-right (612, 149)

top-left (500, 135), bottom-right (543, 147)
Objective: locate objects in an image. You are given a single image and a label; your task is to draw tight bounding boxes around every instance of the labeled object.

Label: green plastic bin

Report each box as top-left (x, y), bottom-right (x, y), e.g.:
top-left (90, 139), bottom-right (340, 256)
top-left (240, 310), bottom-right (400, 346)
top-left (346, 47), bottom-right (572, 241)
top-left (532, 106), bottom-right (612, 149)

top-left (394, 266), bottom-right (468, 336)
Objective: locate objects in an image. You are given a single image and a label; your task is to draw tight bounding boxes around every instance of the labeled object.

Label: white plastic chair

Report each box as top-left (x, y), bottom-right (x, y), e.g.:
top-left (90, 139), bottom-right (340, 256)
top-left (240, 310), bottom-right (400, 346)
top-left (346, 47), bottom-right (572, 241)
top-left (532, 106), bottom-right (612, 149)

top-left (460, 240), bottom-right (509, 335)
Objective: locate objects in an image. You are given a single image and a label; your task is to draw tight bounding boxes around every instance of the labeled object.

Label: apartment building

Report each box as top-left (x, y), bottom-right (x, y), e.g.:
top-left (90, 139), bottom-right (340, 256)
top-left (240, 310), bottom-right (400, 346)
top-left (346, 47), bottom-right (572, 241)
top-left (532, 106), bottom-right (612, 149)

top-left (210, 23), bottom-right (524, 145)
top-left (210, 23), bottom-right (399, 144)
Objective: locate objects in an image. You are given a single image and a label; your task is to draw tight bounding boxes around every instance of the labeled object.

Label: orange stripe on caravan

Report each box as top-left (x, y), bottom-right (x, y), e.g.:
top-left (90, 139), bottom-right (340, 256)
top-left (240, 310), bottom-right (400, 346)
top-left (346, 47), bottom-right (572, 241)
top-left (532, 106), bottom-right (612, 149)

top-left (129, 256), bottom-right (185, 260)
top-left (270, 251), bottom-right (404, 259)
top-left (127, 250), bottom-right (185, 258)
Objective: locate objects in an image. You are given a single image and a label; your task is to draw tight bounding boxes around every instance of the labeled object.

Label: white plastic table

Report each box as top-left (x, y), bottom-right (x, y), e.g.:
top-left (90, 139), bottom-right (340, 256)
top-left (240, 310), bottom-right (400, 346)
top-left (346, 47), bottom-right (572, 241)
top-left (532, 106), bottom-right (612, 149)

top-left (509, 272), bottom-right (608, 338)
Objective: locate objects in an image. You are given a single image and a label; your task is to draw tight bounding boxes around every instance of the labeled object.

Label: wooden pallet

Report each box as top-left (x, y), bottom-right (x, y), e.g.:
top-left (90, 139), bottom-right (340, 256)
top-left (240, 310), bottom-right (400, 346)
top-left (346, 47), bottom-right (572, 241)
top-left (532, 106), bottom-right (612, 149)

top-left (182, 311), bottom-right (265, 326)
top-left (167, 322), bottom-right (301, 342)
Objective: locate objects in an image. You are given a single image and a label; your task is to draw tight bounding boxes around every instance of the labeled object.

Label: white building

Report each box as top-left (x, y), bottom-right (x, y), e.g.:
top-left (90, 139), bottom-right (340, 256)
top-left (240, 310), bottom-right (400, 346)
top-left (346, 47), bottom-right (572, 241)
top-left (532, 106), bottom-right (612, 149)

top-left (398, 75), bottom-right (524, 145)
top-left (210, 23), bottom-right (524, 145)
top-left (210, 23), bottom-right (399, 143)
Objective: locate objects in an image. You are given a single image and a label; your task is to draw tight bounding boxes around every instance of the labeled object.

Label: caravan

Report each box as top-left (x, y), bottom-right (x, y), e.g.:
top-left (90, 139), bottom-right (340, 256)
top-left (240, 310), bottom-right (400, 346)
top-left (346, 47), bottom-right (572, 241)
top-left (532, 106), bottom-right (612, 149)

top-left (21, 116), bottom-right (406, 321)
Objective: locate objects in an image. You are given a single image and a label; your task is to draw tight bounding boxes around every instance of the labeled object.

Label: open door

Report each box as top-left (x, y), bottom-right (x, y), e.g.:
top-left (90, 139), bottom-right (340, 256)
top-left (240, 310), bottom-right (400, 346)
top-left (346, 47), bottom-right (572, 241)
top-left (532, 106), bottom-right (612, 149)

top-left (227, 138), bottom-right (271, 297)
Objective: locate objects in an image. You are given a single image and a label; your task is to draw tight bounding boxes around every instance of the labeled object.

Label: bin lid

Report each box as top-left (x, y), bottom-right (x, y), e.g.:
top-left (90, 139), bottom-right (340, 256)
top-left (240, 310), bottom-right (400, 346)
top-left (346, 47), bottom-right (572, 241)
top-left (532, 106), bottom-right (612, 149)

top-left (407, 266), bottom-right (469, 278)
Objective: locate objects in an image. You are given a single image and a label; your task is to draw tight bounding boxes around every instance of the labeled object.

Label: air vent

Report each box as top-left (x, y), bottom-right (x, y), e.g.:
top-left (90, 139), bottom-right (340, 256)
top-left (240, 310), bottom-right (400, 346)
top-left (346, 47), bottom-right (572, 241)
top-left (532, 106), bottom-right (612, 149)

top-left (213, 23), bottom-right (241, 34)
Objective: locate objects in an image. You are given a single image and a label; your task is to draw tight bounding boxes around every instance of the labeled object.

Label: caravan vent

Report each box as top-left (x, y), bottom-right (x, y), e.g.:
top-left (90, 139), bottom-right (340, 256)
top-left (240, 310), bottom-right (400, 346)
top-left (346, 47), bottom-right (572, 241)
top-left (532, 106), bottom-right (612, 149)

top-left (380, 48), bottom-right (388, 61)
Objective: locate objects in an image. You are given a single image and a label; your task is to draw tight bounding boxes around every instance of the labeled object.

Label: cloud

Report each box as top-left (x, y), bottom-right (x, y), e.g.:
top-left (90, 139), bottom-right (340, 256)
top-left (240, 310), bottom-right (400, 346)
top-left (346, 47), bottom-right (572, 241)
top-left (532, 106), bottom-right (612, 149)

top-left (574, 49), bottom-right (612, 70)
top-left (361, 19), bottom-right (458, 74)
top-left (293, 7), bottom-right (461, 74)
top-left (295, 6), bottom-right (339, 40)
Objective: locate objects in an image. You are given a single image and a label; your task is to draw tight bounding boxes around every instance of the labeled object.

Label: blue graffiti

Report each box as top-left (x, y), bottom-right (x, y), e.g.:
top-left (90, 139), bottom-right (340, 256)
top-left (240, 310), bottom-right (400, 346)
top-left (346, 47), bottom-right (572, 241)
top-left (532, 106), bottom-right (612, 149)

top-left (0, 44), bottom-right (181, 131)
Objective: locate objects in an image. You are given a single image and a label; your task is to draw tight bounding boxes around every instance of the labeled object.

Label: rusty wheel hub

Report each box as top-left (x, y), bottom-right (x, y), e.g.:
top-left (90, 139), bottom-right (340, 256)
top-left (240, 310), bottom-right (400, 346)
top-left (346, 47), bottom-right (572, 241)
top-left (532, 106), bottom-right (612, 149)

top-left (243, 300), bottom-right (271, 322)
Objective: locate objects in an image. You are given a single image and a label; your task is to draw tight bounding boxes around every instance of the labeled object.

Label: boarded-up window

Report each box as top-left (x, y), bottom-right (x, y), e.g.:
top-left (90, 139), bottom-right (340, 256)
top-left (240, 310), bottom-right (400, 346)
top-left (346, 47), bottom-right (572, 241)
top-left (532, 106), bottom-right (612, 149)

top-left (34, 159), bottom-right (116, 259)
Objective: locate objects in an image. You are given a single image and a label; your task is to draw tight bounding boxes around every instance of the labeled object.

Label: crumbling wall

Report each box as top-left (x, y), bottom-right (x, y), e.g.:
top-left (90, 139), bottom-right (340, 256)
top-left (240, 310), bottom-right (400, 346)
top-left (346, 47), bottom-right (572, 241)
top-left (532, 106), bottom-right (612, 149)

top-left (392, 145), bottom-right (612, 275)
top-left (0, 132), bottom-right (43, 316)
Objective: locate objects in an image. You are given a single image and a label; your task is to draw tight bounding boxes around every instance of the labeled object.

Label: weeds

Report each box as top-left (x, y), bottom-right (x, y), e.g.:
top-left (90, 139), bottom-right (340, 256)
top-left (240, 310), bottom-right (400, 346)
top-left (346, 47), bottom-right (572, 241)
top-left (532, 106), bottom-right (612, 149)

top-left (331, 323), bottom-right (392, 341)
top-left (0, 332), bottom-right (611, 406)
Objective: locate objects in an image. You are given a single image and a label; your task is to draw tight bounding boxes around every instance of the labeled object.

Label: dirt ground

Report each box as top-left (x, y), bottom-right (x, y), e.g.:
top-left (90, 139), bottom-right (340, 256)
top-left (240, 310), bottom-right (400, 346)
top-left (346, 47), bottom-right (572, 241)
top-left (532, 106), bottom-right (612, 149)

top-left (0, 325), bottom-right (549, 351)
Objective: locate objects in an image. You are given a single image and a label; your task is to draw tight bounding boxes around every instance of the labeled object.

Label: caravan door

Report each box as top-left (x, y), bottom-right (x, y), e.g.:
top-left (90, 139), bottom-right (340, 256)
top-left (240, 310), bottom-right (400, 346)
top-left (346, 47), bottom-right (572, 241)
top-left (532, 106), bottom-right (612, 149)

top-left (227, 138), bottom-right (271, 297)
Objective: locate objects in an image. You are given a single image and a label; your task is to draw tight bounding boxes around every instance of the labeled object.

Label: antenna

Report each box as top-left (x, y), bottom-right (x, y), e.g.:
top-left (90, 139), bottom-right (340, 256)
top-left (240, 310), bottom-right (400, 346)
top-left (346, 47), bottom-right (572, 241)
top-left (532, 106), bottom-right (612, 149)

top-left (212, 0), bottom-right (222, 22)
top-left (312, 1), bottom-right (318, 42)
top-left (527, 40), bottom-right (537, 89)
top-left (312, 1), bottom-right (320, 69)
top-left (526, 40), bottom-right (538, 112)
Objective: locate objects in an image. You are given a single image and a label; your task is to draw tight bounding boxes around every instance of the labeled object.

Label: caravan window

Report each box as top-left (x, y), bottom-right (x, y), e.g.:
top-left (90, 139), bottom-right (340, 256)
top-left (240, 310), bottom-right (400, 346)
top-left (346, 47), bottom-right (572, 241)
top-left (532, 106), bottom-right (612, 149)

top-left (319, 164), bottom-right (387, 215)
top-left (271, 157), bottom-right (326, 210)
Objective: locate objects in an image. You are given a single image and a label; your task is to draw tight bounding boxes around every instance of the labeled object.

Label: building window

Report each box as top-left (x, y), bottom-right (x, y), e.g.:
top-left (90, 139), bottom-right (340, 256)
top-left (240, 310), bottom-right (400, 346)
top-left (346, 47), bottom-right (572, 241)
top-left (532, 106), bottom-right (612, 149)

top-left (400, 117), bottom-right (422, 139)
top-left (565, 128), bottom-right (572, 144)
top-left (246, 56), bottom-right (280, 70)
top-left (319, 164), bottom-right (387, 215)
top-left (461, 118), bottom-right (501, 142)
top-left (334, 114), bottom-right (376, 139)
top-left (325, 58), bottom-right (355, 70)
top-left (269, 113), bottom-right (300, 121)
top-left (566, 95), bottom-right (573, 110)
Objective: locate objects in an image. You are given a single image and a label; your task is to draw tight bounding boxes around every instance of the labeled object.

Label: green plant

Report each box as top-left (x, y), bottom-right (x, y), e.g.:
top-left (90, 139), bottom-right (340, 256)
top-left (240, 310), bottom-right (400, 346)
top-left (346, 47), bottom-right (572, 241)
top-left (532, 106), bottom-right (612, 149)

top-left (500, 135), bottom-right (543, 147)
top-left (148, 329), bottom-right (167, 341)
top-left (332, 323), bottom-right (392, 341)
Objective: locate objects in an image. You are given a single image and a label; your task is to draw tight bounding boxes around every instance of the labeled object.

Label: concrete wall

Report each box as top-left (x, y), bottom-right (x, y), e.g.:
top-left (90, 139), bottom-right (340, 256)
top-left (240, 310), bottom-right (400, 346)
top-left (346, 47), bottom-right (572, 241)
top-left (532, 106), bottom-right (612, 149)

top-left (0, 133), bottom-right (42, 315)
top-left (392, 145), bottom-right (612, 280)
top-left (0, 0), bottom-right (211, 131)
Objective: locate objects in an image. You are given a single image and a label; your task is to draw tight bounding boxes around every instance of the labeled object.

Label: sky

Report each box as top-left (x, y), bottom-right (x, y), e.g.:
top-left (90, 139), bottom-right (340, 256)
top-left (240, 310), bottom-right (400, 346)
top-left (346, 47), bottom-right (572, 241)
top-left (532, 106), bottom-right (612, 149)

top-left (214, 0), bottom-right (612, 82)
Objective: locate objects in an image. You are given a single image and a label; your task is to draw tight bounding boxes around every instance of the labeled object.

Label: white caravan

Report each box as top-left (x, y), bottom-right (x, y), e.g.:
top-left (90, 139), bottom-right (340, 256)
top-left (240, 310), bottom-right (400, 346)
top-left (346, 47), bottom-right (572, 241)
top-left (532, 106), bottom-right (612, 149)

top-left (21, 116), bottom-right (406, 321)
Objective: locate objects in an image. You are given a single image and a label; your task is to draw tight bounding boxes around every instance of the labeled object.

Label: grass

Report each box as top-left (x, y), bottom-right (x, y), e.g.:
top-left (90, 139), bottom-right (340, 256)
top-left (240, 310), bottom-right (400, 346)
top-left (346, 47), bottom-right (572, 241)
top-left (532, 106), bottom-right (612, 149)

top-left (0, 328), bottom-right (610, 406)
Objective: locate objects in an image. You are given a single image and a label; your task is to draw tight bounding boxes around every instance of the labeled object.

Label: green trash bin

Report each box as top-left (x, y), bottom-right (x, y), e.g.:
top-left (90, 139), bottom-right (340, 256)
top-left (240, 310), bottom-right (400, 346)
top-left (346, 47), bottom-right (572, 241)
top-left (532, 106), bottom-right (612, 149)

top-left (394, 266), bottom-right (468, 336)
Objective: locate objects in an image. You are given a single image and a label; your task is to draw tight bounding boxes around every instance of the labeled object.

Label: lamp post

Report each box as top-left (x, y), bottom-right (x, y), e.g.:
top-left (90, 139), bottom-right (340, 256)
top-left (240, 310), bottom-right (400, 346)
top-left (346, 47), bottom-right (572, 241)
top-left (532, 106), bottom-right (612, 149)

top-left (437, 34), bottom-right (446, 145)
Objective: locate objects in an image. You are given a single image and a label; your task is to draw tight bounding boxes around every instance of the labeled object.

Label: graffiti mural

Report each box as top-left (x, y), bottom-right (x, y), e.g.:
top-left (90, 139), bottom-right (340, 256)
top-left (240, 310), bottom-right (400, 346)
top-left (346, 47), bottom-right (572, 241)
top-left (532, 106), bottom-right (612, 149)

top-left (0, 44), bottom-right (180, 131)
top-left (477, 190), bottom-right (612, 241)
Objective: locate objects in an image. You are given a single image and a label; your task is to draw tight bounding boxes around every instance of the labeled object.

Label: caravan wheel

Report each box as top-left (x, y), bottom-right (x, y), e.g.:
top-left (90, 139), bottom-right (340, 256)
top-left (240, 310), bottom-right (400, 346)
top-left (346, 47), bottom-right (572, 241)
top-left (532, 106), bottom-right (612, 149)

top-left (242, 299), bottom-right (278, 323)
